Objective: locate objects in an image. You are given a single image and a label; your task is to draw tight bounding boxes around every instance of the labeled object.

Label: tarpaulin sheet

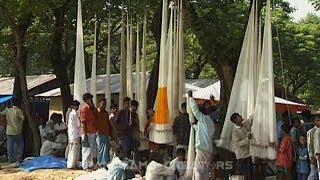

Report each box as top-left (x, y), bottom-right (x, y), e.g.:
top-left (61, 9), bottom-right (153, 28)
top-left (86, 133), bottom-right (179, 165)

top-left (20, 156), bottom-right (67, 172)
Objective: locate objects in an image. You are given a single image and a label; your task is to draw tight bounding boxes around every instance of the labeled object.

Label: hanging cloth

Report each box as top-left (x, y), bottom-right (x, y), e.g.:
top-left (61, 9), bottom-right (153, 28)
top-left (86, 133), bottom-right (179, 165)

top-left (250, 0), bottom-right (277, 160)
top-left (178, 0), bottom-right (186, 112)
top-left (105, 9), bottom-right (111, 111)
top-left (74, 0), bottom-right (87, 103)
top-left (135, 23), bottom-right (140, 101)
top-left (139, 11), bottom-right (147, 132)
top-left (150, 0), bottom-right (174, 144)
top-left (90, 15), bottom-right (98, 105)
top-left (183, 96), bottom-right (196, 179)
top-left (216, 0), bottom-right (259, 152)
top-left (126, 12), bottom-right (133, 99)
top-left (119, 10), bottom-right (127, 110)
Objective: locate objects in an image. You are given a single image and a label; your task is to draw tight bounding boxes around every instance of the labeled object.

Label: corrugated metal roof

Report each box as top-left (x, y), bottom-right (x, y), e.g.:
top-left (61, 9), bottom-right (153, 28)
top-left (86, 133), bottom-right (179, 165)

top-left (37, 74), bottom-right (215, 97)
top-left (0, 74), bottom-right (56, 95)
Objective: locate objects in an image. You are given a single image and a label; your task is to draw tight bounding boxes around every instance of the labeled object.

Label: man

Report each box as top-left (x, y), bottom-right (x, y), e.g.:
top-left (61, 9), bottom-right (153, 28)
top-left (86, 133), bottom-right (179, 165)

top-left (173, 102), bottom-right (190, 150)
top-left (67, 100), bottom-right (81, 169)
top-left (0, 99), bottom-right (25, 163)
top-left (40, 133), bottom-right (66, 157)
top-left (276, 112), bottom-right (290, 144)
top-left (115, 100), bottom-right (139, 157)
top-left (307, 114), bottom-right (320, 180)
top-left (276, 125), bottom-right (294, 180)
top-left (80, 93), bottom-right (98, 170)
top-left (187, 90), bottom-right (215, 180)
top-left (123, 97), bottom-right (131, 110)
top-left (145, 152), bottom-right (178, 180)
top-left (96, 98), bottom-right (112, 167)
top-left (54, 113), bottom-right (68, 148)
top-left (230, 113), bottom-right (253, 180)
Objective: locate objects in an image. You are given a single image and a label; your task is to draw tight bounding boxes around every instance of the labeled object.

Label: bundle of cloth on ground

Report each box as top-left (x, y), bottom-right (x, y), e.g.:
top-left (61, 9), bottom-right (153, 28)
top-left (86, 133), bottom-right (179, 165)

top-left (20, 156), bottom-right (67, 172)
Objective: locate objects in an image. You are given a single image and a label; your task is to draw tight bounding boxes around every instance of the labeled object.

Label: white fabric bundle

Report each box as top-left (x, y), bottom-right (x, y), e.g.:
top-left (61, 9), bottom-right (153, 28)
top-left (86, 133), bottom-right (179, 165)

top-left (74, 0), bottom-right (86, 103)
top-left (105, 11), bottom-right (111, 111)
top-left (184, 96), bottom-right (195, 179)
top-left (90, 15), bottom-right (97, 105)
top-left (250, 0), bottom-right (277, 160)
top-left (216, 0), bottom-right (259, 151)
top-left (139, 12), bottom-right (148, 132)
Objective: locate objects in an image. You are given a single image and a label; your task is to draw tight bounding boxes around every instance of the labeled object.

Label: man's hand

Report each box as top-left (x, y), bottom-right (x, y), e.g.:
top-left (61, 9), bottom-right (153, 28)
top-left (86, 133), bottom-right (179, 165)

top-left (210, 94), bottom-right (215, 100)
top-left (191, 119), bottom-right (198, 125)
top-left (188, 90), bottom-right (193, 98)
top-left (83, 134), bottom-right (88, 141)
top-left (310, 156), bottom-right (317, 165)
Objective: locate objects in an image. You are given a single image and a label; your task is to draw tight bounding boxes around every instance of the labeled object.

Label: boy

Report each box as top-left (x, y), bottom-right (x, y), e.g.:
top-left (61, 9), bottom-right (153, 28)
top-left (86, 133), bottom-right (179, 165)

top-left (230, 113), bottom-right (253, 180)
top-left (297, 135), bottom-right (310, 180)
top-left (67, 100), bottom-right (81, 169)
top-left (276, 125), bottom-right (294, 180)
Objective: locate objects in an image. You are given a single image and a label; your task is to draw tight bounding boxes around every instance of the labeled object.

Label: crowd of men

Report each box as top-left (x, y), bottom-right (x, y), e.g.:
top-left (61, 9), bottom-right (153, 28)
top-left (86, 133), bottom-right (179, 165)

top-left (1, 91), bottom-right (319, 180)
top-left (230, 111), bottom-right (320, 180)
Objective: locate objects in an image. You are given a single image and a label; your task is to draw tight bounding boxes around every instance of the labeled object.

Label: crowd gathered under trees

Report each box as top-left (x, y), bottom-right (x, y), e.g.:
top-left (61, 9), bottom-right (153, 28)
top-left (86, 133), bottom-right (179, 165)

top-left (0, 91), bottom-right (320, 179)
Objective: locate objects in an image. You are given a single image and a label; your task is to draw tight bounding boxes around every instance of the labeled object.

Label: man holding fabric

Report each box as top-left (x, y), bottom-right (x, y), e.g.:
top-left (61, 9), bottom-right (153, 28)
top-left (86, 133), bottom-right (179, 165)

top-left (80, 93), bottom-right (98, 170)
top-left (187, 90), bottom-right (215, 180)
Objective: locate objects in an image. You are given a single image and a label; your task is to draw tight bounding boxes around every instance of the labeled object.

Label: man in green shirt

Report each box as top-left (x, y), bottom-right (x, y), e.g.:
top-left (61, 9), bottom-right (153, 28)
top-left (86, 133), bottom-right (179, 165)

top-left (0, 99), bottom-right (25, 163)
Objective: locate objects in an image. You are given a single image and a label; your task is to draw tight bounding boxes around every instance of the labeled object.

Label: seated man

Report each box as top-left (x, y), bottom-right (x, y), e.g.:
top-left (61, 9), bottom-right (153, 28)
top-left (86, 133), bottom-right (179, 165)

top-left (40, 133), bottom-right (66, 157)
top-left (107, 147), bottom-right (132, 179)
top-left (145, 152), bottom-right (178, 180)
top-left (168, 148), bottom-right (187, 180)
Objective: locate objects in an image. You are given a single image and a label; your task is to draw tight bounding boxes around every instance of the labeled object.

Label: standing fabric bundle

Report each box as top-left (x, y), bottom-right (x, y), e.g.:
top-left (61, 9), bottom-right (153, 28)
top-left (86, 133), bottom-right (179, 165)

top-left (184, 96), bottom-right (195, 179)
top-left (178, 0), bottom-right (186, 112)
top-left (135, 23), bottom-right (140, 102)
top-left (119, 9), bottom-right (127, 110)
top-left (126, 11), bottom-right (133, 99)
top-left (150, 0), bottom-right (174, 144)
top-left (74, 0), bottom-right (87, 103)
top-left (250, 0), bottom-right (276, 160)
top-left (90, 15), bottom-right (98, 105)
top-left (167, 3), bottom-right (174, 121)
top-left (216, 0), bottom-right (259, 152)
top-left (105, 6), bottom-right (111, 112)
top-left (139, 10), bottom-right (147, 132)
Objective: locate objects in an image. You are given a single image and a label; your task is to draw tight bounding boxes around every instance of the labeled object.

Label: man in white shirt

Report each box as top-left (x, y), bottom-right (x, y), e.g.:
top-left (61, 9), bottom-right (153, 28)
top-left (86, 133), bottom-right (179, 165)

top-left (230, 113), bottom-right (253, 180)
top-left (307, 114), bottom-right (320, 180)
top-left (67, 100), bottom-right (81, 169)
top-left (187, 91), bottom-right (215, 180)
top-left (145, 152), bottom-right (177, 180)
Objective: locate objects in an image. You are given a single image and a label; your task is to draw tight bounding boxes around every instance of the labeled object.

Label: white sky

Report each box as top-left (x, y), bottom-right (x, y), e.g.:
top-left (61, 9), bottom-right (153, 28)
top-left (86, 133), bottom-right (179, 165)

top-left (286, 0), bottom-right (320, 21)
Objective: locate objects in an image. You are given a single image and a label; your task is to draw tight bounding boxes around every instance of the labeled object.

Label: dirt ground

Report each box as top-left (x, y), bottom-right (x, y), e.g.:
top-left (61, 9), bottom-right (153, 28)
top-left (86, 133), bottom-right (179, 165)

top-left (0, 162), bottom-right (89, 180)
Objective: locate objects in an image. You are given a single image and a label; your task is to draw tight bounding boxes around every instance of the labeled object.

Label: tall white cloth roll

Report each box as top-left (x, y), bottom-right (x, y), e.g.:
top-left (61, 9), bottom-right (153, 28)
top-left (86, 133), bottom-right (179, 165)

top-left (250, 0), bottom-right (277, 160)
top-left (184, 96), bottom-right (195, 179)
top-left (135, 23), bottom-right (140, 101)
top-left (119, 11), bottom-right (127, 110)
top-left (139, 11), bottom-right (148, 132)
top-left (216, 0), bottom-right (259, 152)
top-left (90, 15), bottom-right (97, 105)
top-left (105, 12), bottom-right (111, 111)
top-left (74, 0), bottom-right (86, 103)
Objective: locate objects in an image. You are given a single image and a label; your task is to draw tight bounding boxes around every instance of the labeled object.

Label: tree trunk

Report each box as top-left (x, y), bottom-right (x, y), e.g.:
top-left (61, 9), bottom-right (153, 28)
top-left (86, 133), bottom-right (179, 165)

top-left (147, 5), bottom-right (162, 108)
top-left (14, 25), bottom-right (41, 155)
top-left (50, 7), bottom-right (72, 116)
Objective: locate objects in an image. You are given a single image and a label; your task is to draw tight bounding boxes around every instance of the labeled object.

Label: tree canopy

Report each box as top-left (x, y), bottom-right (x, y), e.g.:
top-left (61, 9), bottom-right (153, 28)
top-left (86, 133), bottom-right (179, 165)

top-left (0, 0), bottom-right (319, 109)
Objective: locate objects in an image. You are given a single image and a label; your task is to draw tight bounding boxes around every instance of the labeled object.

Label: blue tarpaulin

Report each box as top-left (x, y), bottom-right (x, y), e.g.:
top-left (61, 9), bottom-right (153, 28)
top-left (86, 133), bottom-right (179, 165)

top-left (20, 156), bottom-right (67, 172)
top-left (0, 95), bottom-right (12, 105)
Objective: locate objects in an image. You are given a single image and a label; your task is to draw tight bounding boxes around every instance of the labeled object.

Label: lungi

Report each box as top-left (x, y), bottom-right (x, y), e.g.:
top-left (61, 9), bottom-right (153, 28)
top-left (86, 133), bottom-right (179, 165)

top-left (82, 133), bottom-right (97, 169)
top-left (96, 134), bottom-right (110, 166)
top-left (193, 149), bottom-right (212, 180)
top-left (67, 138), bottom-right (80, 168)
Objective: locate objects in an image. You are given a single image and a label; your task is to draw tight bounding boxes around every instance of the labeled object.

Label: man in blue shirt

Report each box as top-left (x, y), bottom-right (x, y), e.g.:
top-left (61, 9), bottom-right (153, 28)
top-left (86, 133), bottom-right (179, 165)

top-left (188, 90), bottom-right (215, 180)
